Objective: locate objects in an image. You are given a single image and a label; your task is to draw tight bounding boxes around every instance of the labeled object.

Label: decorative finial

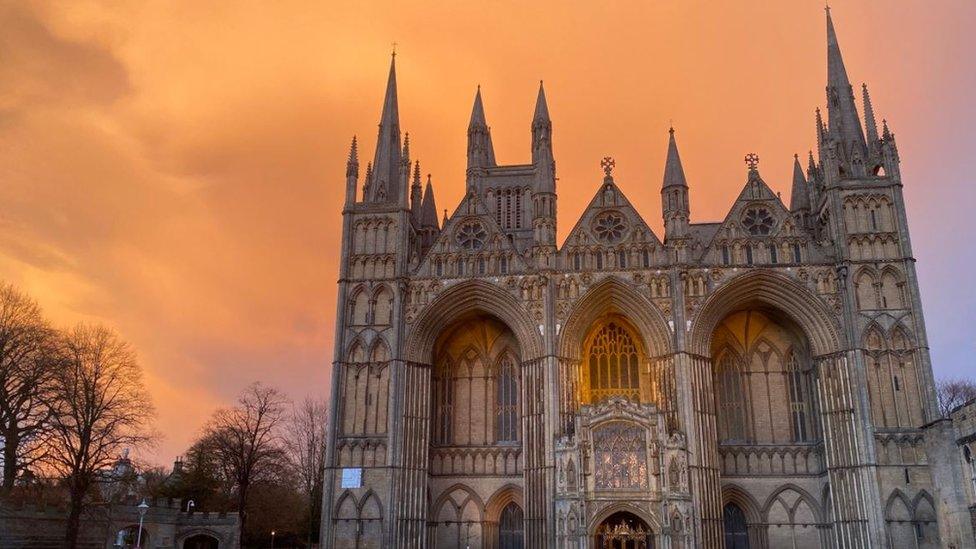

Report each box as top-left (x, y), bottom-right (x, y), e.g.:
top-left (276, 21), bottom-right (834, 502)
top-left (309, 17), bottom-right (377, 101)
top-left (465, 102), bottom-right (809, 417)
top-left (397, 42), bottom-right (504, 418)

top-left (794, 152), bottom-right (799, 160)
top-left (744, 152), bottom-right (760, 171)
top-left (668, 119), bottom-right (674, 134)
top-left (391, 42), bottom-right (398, 58)
top-left (600, 156), bottom-right (616, 178)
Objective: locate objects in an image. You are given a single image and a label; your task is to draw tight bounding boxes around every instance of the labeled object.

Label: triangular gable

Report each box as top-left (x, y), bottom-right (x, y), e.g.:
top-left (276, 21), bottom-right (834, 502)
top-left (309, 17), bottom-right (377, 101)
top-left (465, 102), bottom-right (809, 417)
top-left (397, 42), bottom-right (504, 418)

top-left (414, 190), bottom-right (529, 276)
top-left (560, 177), bottom-right (663, 252)
top-left (697, 171), bottom-right (799, 261)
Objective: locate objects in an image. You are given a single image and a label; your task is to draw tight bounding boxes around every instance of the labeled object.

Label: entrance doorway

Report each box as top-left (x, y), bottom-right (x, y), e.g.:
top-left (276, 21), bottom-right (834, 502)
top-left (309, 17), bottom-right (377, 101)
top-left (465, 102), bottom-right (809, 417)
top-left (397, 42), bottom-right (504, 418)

top-left (594, 511), bottom-right (654, 549)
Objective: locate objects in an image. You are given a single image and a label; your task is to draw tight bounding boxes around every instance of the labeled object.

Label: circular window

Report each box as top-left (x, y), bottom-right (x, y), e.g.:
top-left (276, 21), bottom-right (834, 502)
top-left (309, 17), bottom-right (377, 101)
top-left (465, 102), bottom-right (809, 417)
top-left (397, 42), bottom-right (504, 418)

top-left (742, 207), bottom-right (775, 236)
top-left (455, 220), bottom-right (487, 251)
top-left (592, 211), bottom-right (628, 244)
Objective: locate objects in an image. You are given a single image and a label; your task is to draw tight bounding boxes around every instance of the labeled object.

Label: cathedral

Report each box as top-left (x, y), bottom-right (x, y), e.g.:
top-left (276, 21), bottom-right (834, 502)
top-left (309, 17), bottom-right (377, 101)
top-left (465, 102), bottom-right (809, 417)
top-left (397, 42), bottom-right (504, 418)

top-left (321, 8), bottom-right (975, 549)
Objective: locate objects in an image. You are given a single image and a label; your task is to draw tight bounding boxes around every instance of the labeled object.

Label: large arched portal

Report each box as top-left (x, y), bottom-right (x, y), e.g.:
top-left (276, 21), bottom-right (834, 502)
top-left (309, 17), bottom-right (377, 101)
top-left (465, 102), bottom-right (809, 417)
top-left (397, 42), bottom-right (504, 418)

top-left (431, 315), bottom-right (522, 447)
top-left (594, 511), bottom-right (654, 549)
top-left (710, 309), bottom-right (817, 445)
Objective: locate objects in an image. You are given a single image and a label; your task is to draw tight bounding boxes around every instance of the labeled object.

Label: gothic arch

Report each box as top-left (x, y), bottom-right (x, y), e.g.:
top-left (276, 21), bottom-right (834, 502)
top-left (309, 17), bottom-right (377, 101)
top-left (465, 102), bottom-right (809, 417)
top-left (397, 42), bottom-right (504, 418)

top-left (406, 279), bottom-right (542, 363)
top-left (688, 270), bottom-right (843, 357)
top-left (587, 502), bottom-right (659, 534)
top-left (177, 529), bottom-right (224, 548)
top-left (431, 483), bottom-right (486, 522)
top-left (884, 489), bottom-right (913, 520)
top-left (368, 337), bottom-right (390, 362)
top-left (359, 489), bottom-right (384, 519)
top-left (760, 484), bottom-right (824, 524)
top-left (721, 483), bottom-right (764, 525)
top-left (559, 276), bottom-right (673, 360)
top-left (485, 484), bottom-right (524, 522)
top-left (346, 337), bottom-right (367, 363)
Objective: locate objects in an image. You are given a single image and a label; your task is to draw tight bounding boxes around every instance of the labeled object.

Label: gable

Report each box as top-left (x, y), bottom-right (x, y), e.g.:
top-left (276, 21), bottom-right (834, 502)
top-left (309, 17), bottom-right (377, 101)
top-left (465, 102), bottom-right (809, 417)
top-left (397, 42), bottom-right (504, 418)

top-left (559, 177), bottom-right (665, 269)
top-left (414, 190), bottom-right (528, 278)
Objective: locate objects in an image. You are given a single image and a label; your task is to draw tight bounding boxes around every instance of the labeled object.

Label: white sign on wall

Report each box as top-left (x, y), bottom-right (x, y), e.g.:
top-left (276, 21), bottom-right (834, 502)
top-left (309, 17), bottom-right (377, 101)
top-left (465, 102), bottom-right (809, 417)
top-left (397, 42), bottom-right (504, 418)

top-left (341, 467), bottom-right (362, 488)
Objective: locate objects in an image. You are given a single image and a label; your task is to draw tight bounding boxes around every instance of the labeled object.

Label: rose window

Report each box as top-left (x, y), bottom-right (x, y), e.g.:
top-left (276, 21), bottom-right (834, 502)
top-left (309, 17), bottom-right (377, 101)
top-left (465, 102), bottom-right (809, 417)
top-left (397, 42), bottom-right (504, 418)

top-left (593, 211), bottom-right (628, 243)
top-left (455, 220), bottom-right (487, 251)
top-left (742, 207), bottom-right (775, 236)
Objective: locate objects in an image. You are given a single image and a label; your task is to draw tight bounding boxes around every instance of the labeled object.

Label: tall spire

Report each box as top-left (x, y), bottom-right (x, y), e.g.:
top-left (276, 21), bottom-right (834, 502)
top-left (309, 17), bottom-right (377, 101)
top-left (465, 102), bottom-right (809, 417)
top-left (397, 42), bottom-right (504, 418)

top-left (466, 86), bottom-right (495, 177)
top-left (369, 54), bottom-right (402, 202)
top-left (421, 174), bottom-right (439, 229)
top-left (824, 6), bottom-right (867, 167)
top-left (662, 126), bottom-right (688, 188)
top-left (790, 153), bottom-right (810, 212)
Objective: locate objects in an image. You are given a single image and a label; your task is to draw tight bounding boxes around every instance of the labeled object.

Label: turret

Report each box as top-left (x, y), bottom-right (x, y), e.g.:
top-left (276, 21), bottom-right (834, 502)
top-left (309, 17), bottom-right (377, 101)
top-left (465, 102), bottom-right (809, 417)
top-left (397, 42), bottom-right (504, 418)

top-left (466, 87), bottom-right (495, 190)
top-left (661, 127), bottom-right (690, 241)
top-left (531, 81), bottom-right (557, 256)
top-left (420, 175), bottom-right (440, 251)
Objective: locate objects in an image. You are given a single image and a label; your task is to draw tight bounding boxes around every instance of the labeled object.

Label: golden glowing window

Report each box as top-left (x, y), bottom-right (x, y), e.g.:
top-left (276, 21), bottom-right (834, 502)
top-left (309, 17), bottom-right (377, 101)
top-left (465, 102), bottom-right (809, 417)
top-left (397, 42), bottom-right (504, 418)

top-left (585, 322), bottom-right (641, 403)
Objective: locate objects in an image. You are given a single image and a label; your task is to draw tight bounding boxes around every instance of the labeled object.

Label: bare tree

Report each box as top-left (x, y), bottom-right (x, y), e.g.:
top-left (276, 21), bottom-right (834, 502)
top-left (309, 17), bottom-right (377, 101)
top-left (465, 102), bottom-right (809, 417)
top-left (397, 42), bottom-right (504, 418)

top-left (936, 377), bottom-right (976, 418)
top-left (285, 397), bottom-right (328, 546)
top-left (0, 283), bottom-right (58, 492)
top-left (197, 382), bottom-right (289, 547)
top-left (46, 324), bottom-right (155, 549)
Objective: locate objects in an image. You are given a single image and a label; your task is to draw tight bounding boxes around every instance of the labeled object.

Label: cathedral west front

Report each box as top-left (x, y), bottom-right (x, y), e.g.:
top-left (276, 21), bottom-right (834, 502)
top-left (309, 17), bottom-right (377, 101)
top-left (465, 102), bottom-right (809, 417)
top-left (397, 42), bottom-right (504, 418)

top-left (320, 9), bottom-right (975, 549)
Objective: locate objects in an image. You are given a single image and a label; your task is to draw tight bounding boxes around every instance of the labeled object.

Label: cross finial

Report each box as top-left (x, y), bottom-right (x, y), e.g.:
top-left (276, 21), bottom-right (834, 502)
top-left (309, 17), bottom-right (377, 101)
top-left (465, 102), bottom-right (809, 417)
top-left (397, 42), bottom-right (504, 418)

top-left (391, 42), bottom-right (398, 58)
top-left (744, 152), bottom-right (760, 171)
top-left (600, 156), bottom-right (615, 177)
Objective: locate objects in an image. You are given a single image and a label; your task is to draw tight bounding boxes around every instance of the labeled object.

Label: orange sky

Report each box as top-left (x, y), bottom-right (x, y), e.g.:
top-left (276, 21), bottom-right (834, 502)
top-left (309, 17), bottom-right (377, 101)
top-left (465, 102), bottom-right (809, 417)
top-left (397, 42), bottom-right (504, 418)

top-left (1, 1), bottom-right (974, 464)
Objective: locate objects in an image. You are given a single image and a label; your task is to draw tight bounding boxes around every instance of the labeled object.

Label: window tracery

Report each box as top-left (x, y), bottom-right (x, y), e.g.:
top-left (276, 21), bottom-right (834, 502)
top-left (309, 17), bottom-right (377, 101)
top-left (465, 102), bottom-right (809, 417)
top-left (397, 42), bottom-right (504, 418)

top-left (592, 211), bottom-right (628, 244)
top-left (716, 350), bottom-right (749, 443)
top-left (742, 207), bottom-right (775, 236)
top-left (456, 219), bottom-right (487, 252)
top-left (585, 322), bottom-right (642, 403)
top-left (592, 421), bottom-right (648, 490)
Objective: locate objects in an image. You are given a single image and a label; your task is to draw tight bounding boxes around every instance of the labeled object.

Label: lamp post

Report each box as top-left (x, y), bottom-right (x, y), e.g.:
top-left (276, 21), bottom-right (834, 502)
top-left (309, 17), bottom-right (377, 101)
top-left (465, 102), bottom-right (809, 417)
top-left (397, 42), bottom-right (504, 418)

top-left (270, 530), bottom-right (276, 549)
top-left (135, 499), bottom-right (149, 549)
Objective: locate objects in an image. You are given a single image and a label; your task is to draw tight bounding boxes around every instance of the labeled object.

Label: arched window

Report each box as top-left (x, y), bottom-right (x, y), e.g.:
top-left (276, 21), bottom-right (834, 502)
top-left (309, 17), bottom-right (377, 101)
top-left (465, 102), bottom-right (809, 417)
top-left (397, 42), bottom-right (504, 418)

top-left (786, 350), bottom-right (813, 442)
top-left (717, 350), bottom-right (749, 443)
top-left (500, 255), bottom-right (508, 274)
top-left (642, 249), bottom-right (651, 268)
top-left (498, 502), bottom-right (524, 549)
top-left (433, 361), bottom-right (454, 445)
top-left (722, 245), bottom-right (731, 265)
top-left (770, 244), bottom-right (778, 264)
top-left (595, 252), bottom-right (604, 270)
top-left (723, 503), bottom-right (750, 549)
top-left (495, 354), bottom-right (520, 443)
top-left (745, 245), bottom-right (754, 265)
top-left (585, 322), bottom-right (641, 403)
top-left (573, 252), bottom-right (581, 270)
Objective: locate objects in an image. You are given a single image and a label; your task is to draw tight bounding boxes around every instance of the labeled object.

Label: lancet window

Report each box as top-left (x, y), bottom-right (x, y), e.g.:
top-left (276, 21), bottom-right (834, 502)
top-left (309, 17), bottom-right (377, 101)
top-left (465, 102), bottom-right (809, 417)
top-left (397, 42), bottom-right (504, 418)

top-left (716, 350), bottom-right (749, 443)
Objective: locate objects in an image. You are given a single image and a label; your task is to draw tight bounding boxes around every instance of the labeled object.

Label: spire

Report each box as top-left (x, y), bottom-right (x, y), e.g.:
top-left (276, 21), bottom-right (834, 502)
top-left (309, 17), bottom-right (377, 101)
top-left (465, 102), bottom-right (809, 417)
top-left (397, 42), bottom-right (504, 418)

top-left (533, 81), bottom-right (550, 124)
top-left (469, 86), bottom-right (488, 129)
top-left (410, 160), bottom-right (423, 221)
top-left (862, 83), bottom-right (879, 145)
top-left (790, 153), bottom-right (810, 212)
top-left (466, 86), bottom-right (495, 176)
top-left (369, 54), bottom-right (402, 202)
top-left (345, 135), bottom-right (359, 206)
top-left (442, 208), bottom-right (448, 228)
top-left (421, 174), bottom-right (439, 229)
top-left (824, 7), bottom-right (867, 162)
top-left (531, 80), bottom-right (553, 166)
top-left (662, 126), bottom-right (688, 188)
top-left (346, 135), bottom-right (359, 178)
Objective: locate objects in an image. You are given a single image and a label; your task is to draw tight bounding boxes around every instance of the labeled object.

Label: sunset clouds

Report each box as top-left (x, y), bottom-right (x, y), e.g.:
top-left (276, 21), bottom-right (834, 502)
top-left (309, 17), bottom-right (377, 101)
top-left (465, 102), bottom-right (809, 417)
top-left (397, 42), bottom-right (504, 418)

top-left (1, 1), bottom-right (974, 462)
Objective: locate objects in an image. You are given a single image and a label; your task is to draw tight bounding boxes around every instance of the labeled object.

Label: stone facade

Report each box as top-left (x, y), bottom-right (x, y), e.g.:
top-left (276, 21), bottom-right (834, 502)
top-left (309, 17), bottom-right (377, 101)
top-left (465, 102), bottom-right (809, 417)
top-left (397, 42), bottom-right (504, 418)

top-left (320, 8), bottom-right (972, 549)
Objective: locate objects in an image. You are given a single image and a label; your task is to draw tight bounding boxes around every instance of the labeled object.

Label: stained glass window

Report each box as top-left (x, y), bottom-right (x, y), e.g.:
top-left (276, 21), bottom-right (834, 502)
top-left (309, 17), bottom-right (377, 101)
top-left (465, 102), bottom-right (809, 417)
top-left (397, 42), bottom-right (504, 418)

top-left (495, 355), bottom-right (520, 443)
top-left (586, 323), bottom-right (641, 403)
top-left (717, 350), bottom-right (748, 443)
top-left (592, 422), bottom-right (648, 490)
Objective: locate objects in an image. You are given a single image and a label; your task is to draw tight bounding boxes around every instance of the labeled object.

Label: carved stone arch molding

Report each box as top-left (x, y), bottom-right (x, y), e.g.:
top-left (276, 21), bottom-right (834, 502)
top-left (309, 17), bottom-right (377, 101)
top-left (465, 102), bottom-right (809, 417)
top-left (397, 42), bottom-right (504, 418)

top-left (405, 279), bottom-right (543, 363)
top-left (484, 484), bottom-right (524, 522)
top-left (559, 276), bottom-right (673, 360)
top-left (721, 483), bottom-right (767, 548)
top-left (760, 483), bottom-right (824, 524)
top-left (587, 501), bottom-right (661, 534)
top-left (689, 270), bottom-right (844, 358)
